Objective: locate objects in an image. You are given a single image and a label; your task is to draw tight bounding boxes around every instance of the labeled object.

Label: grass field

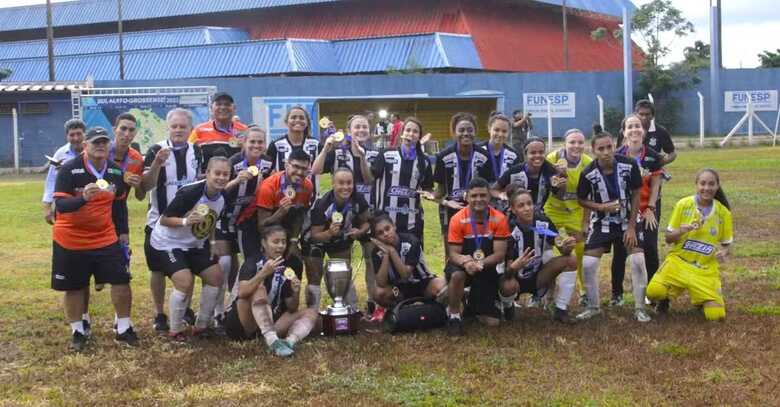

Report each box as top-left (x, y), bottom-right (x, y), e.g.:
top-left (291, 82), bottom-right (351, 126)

top-left (1, 146), bottom-right (779, 406)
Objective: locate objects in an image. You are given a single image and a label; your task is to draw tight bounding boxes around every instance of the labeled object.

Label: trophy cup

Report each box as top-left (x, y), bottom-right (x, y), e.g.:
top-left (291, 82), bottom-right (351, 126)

top-left (320, 259), bottom-right (360, 336)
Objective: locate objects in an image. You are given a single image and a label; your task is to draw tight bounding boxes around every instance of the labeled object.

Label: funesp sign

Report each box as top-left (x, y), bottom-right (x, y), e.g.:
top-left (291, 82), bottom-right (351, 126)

top-left (724, 90), bottom-right (778, 112)
top-left (523, 92), bottom-right (576, 118)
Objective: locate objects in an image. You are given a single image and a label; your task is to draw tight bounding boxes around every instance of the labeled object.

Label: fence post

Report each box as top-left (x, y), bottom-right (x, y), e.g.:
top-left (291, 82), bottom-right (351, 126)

top-left (596, 94), bottom-right (604, 129)
top-left (13, 107), bottom-right (19, 175)
top-left (747, 97), bottom-right (753, 145)
top-left (547, 97), bottom-right (553, 147)
top-left (774, 102), bottom-right (779, 147)
top-left (697, 92), bottom-right (705, 147)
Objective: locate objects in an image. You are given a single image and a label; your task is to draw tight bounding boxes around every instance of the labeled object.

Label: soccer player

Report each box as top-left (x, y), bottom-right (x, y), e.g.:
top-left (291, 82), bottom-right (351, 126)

top-left (311, 114), bottom-right (382, 317)
top-left (266, 105), bottom-right (321, 199)
top-left (435, 112), bottom-right (493, 255)
top-left (493, 137), bottom-right (561, 211)
top-left (444, 177), bottom-right (510, 335)
top-left (141, 108), bottom-right (204, 333)
top-left (576, 126), bottom-right (650, 322)
top-left (214, 126), bottom-right (272, 322)
top-left (43, 119), bottom-right (86, 224)
top-left (610, 115), bottom-right (664, 306)
top-left (189, 92), bottom-right (248, 164)
top-left (51, 127), bottom-right (137, 351)
top-left (369, 214), bottom-right (446, 308)
top-left (302, 168), bottom-right (370, 308)
top-left (224, 225), bottom-right (319, 357)
top-left (256, 149), bottom-right (315, 302)
top-left (480, 113), bottom-right (521, 212)
top-left (371, 117), bottom-right (434, 242)
top-left (646, 169), bottom-right (732, 321)
top-left (544, 129), bottom-right (592, 306)
top-left (148, 156), bottom-right (230, 341)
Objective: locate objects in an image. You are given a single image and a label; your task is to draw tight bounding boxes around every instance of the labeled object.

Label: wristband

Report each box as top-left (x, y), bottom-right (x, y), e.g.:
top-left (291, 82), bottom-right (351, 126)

top-left (181, 217), bottom-right (188, 227)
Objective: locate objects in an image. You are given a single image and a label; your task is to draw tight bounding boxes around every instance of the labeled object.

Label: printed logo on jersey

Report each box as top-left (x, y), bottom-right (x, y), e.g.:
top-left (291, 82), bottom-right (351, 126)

top-left (388, 186), bottom-right (416, 198)
top-left (400, 242), bottom-right (411, 256)
top-left (682, 239), bottom-right (715, 255)
top-left (71, 168), bottom-right (85, 175)
top-left (108, 168), bottom-right (122, 176)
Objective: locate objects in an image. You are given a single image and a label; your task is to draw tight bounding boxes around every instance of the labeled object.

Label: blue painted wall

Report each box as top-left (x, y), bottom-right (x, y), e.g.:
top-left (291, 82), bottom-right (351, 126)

top-left (2, 68), bottom-right (778, 167)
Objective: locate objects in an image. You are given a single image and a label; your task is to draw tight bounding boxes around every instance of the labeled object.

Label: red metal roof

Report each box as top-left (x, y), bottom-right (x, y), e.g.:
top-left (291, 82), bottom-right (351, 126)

top-left (246, 0), bottom-right (642, 72)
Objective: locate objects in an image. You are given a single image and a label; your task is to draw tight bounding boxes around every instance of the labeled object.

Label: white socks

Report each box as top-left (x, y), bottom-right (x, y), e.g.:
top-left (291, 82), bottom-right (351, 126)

top-left (306, 285), bottom-right (321, 309)
top-left (116, 317), bottom-right (131, 335)
top-left (195, 285), bottom-right (220, 329)
top-left (71, 320), bottom-right (85, 334)
top-left (169, 288), bottom-right (188, 333)
top-left (582, 255), bottom-right (601, 309)
top-left (287, 315), bottom-right (316, 345)
top-left (215, 256), bottom-right (232, 316)
top-left (499, 293), bottom-right (515, 309)
top-left (555, 271), bottom-right (577, 311)
top-left (629, 253), bottom-right (648, 310)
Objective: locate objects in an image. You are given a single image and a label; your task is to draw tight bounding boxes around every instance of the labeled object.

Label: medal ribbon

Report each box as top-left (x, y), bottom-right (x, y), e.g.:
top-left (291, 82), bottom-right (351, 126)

top-left (280, 175), bottom-right (299, 197)
top-left (487, 143), bottom-right (505, 179)
top-left (455, 144), bottom-right (474, 198)
top-left (401, 144), bottom-right (416, 161)
top-left (694, 194), bottom-right (713, 223)
top-left (85, 156), bottom-right (107, 181)
top-left (108, 144), bottom-right (129, 171)
top-left (328, 200), bottom-right (352, 227)
top-left (468, 208), bottom-right (488, 254)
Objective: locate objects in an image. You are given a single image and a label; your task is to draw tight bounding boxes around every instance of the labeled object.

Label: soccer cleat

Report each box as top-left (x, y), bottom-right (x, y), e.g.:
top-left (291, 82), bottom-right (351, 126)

top-left (609, 294), bottom-right (624, 307)
top-left (446, 317), bottom-right (464, 336)
top-left (553, 307), bottom-right (576, 324)
top-left (269, 339), bottom-right (294, 358)
top-left (635, 309), bottom-right (652, 323)
top-left (655, 299), bottom-right (670, 314)
top-left (283, 339), bottom-right (296, 351)
top-left (369, 306), bottom-right (386, 323)
top-left (115, 327), bottom-right (140, 347)
top-left (575, 308), bottom-right (602, 321)
top-left (578, 294), bottom-right (589, 307)
top-left (82, 319), bottom-right (92, 338)
top-left (526, 295), bottom-right (540, 308)
top-left (183, 308), bottom-right (196, 326)
top-left (153, 313), bottom-right (170, 334)
top-left (192, 326), bottom-right (217, 339)
top-left (500, 302), bottom-right (515, 321)
top-left (69, 331), bottom-right (88, 352)
top-left (168, 331), bottom-right (189, 344)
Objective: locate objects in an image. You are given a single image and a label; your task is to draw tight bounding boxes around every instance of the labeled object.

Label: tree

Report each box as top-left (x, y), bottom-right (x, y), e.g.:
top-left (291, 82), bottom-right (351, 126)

top-left (0, 68), bottom-right (11, 81)
top-left (591, 0), bottom-right (696, 132)
top-left (758, 49), bottom-right (780, 68)
top-left (682, 40), bottom-right (710, 70)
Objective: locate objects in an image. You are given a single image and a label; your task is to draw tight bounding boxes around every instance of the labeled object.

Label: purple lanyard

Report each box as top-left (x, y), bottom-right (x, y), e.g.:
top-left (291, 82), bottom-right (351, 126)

top-left (469, 209), bottom-right (487, 250)
top-left (85, 158), bottom-right (107, 180)
top-left (401, 144), bottom-right (416, 161)
top-left (455, 145), bottom-right (474, 189)
top-left (280, 175), bottom-right (299, 195)
top-left (329, 201), bottom-right (352, 220)
top-left (487, 143), bottom-right (504, 178)
top-left (109, 144), bottom-right (129, 171)
top-left (599, 161), bottom-right (620, 199)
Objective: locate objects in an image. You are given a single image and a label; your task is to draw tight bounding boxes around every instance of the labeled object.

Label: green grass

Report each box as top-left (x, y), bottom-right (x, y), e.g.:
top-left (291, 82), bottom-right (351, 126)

top-left (1, 146), bottom-right (779, 405)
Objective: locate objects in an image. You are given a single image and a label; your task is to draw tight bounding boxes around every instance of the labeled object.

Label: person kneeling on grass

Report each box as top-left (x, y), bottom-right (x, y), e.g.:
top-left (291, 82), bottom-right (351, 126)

top-left (500, 186), bottom-right (578, 323)
top-left (646, 169), bottom-right (732, 321)
top-left (148, 157), bottom-right (229, 342)
top-left (369, 214), bottom-right (446, 309)
top-left (224, 225), bottom-right (319, 357)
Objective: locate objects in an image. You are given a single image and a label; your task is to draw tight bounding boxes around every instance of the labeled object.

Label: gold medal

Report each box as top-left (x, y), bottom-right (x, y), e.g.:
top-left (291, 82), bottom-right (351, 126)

top-left (228, 137), bottom-right (240, 148)
top-left (691, 221), bottom-right (700, 230)
top-left (195, 203), bottom-right (210, 217)
top-left (283, 267), bottom-right (296, 280)
top-left (556, 158), bottom-right (567, 167)
top-left (247, 165), bottom-right (259, 177)
top-left (392, 286), bottom-right (400, 298)
top-left (331, 211), bottom-right (344, 224)
top-left (284, 185), bottom-right (296, 199)
top-left (473, 249), bottom-right (486, 261)
top-left (319, 117), bottom-right (332, 129)
top-left (331, 131), bottom-right (344, 143)
top-left (123, 172), bottom-right (132, 183)
top-left (96, 179), bottom-right (109, 190)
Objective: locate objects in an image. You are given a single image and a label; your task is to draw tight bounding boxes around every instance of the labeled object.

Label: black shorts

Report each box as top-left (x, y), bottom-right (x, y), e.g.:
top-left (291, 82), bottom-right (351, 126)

top-left (144, 226), bottom-right (164, 272)
top-left (585, 222), bottom-right (645, 252)
top-left (224, 302), bottom-right (259, 341)
top-left (52, 241), bottom-right (130, 291)
top-left (214, 217), bottom-right (239, 254)
top-left (516, 273), bottom-right (539, 295)
top-left (148, 244), bottom-right (217, 277)
top-left (236, 217), bottom-right (261, 258)
top-left (301, 238), bottom-right (354, 258)
top-left (438, 206), bottom-right (460, 234)
top-left (396, 278), bottom-right (434, 300)
top-left (444, 264), bottom-right (500, 318)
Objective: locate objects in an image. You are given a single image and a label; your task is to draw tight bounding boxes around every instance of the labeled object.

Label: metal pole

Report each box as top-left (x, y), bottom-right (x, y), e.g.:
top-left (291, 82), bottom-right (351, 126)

top-left (710, 0), bottom-right (721, 135)
top-left (562, 0), bottom-right (569, 71)
top-left (697, 92), bottom-right (705, 146)
top-left (46, 0), bottom-right (55, 81)
top-left (647, 92), bottom-right (656, 128)
top-left (547, 97), bottom-right (553, 146)
top-left (118, 0), bottom-right (125, 80)
top-left (622, 6), bottom-right (633, 116)
top-left (773, 103), bottom-right (779, 147)
top-left (747, 96), bottom-right (753, 145)
top-left (596, 94), bottom-right (605, 129)
top-left (12, 107), bottom-right (19, 174)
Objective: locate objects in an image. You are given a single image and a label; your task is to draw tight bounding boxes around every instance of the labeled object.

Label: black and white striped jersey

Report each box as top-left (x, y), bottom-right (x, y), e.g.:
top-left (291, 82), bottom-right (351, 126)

top-left (577, 155), bottom-right (642, 232)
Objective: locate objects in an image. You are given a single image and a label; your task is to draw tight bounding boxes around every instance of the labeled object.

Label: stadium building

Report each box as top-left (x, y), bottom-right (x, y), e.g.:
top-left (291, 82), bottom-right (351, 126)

top-left (0, 0), bottom-right (642, 166)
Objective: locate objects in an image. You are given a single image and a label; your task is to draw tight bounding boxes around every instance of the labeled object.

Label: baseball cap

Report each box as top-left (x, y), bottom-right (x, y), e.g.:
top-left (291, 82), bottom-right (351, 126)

top-left (85, 127), bottom-right (111, 143)
top-left (212, 92), bottom-right (234, 104)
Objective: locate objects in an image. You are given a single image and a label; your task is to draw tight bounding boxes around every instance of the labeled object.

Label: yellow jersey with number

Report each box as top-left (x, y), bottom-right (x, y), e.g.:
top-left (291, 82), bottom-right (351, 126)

top-left (543, 149), bottom-right (592, 216)
top-left (666, 195), bottom-right (733, 270)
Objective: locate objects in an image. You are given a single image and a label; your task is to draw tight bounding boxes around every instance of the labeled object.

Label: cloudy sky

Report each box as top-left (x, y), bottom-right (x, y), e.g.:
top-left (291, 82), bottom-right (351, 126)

top-left (3, 0), bottom-right (778, 68)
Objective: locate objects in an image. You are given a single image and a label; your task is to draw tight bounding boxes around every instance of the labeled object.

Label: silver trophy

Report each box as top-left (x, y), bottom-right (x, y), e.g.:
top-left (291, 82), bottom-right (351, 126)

top-left (321, 259), bottom-right (360, 335)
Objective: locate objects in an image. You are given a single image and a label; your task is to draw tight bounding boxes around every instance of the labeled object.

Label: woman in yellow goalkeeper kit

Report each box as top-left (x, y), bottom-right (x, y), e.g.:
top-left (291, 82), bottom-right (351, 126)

top-left (646, 169), bottom-right (733, 321)
top-left (544, 129), bottom-right (591, 302)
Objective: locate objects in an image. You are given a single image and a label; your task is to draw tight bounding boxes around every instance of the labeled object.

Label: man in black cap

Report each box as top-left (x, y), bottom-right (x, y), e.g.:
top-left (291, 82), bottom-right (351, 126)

top-left (51, 127), bottom-right (138, 351)
top-left (189, 92), bottom-right (248, 165)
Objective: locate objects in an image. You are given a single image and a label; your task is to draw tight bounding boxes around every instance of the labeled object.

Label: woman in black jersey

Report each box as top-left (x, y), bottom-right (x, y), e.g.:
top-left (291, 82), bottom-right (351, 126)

top-left (224, 225), bottom-right (319, 357)
top-left (493, 137), bottom-right (563, 211)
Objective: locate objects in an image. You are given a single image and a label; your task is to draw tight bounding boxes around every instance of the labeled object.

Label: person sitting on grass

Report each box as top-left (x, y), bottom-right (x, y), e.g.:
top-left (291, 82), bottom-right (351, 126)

top-left (224, 225), bottom-right (320, 357)
top-left (646, 169), bottom-right (732, 321)
top-left (369, 214), bottom-right (446, 309)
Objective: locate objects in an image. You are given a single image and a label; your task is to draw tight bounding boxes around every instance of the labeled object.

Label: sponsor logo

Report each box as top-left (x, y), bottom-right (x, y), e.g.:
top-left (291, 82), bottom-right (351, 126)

top-left (682, 239), bottom-right (715, 255)
top-left (54, 274), bottom-right (66, 280)
top-left (388, 186), bottom-right (416, 198)
top-left (108, 168), bottom-right (122, 175)
top-left (400, 242), bottom-right (411, 256)
top-left (71, 168), bottom-right (85, 174)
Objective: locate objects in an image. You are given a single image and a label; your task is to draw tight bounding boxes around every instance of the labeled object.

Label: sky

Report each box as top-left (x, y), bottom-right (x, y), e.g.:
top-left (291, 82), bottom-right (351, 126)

top-left (3, 0), bottom-right (778, 68)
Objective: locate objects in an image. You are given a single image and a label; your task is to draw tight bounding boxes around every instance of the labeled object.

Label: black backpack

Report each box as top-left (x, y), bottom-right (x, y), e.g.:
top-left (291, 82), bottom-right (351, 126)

top-left (383, 297), bottom-right (448, 333)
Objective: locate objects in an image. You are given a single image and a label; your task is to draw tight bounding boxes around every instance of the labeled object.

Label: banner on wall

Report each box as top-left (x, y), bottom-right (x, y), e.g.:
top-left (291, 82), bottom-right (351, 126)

top-left (251, 97), bottom-right (319, 141)
top-left (522, 92), bottom-right (576, 118)
top-left (724, 90), bottom-right (778, 112)
top-left (80, 92), bottom-right (211, 153)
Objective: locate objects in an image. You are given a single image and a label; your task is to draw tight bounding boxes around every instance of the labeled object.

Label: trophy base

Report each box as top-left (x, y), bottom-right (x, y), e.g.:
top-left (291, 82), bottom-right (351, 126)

top-left (320, 309), bottom-right (361, 336)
